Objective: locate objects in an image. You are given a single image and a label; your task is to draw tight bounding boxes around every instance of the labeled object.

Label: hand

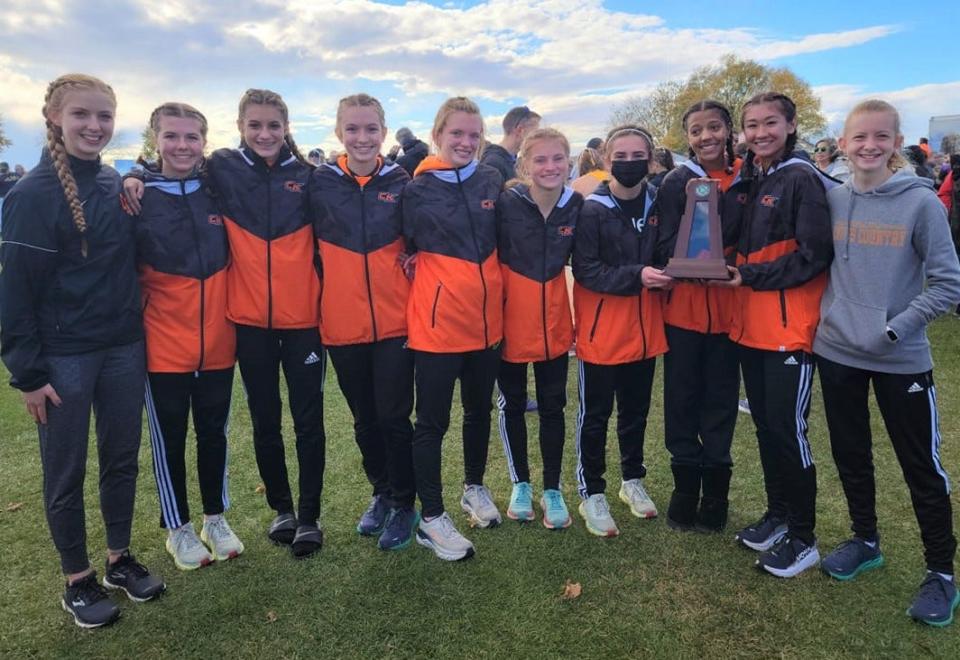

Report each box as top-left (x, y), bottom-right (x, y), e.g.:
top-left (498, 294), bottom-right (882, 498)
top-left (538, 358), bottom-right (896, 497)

top-left (641, 266), bottom-right (674, 290)
top-left (708, 265), bottom-right (742, 288)
top-left (22, 384), bottom-right (62, 425)
top-left (122, 178), bottom-right (145, 215)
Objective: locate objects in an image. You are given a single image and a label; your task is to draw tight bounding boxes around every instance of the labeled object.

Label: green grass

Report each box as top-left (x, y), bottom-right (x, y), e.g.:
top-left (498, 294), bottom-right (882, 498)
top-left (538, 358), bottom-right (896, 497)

top-left (3, 321), bottom-right (960, 658)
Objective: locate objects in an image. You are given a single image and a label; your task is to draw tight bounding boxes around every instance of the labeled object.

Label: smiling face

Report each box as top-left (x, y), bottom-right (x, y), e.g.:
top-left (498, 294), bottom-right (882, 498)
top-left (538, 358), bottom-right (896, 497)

top-left (238, 103), bottom-right (286, 164)
top-left (337, 104), bottom-right (385, 174)
top-left (685, 108), bottom-right (729, 171)
top-left (157, 115), bottom-right (205, 179)
top-left (839, 110), bottom-right (902, 180)
top-left (742, 102), bottom-right (795, 168)
top-left (524, 138), bottom-right (569, 193)
top-left (51, 89), bottom-right (116, 160)
top-left (435, 111), bottom-right (483, 167)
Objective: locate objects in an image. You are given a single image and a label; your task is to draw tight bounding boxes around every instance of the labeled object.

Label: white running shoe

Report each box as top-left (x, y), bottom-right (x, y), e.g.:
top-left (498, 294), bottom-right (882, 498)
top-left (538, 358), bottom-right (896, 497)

top-left (416, 512), bottom-right (476, 561)
top-left (166, 522), bottom-right (214, 571)
top-left (578, 493), bottom-right (620, 537)
top-left (201, 515), bottom-right (245, 561)
top-left (460, 484), bottom-right (502, 528)
top-left (619, 478), bottom-right (658, 519)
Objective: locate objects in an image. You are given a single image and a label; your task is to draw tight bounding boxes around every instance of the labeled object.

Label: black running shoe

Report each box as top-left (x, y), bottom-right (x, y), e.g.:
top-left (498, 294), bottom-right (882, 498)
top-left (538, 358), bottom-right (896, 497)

top-left (62, 572), bottom-right (120, 629)
top-left (734, 512), bottom-right (787, 551)
top-left (756, 534), bottom-right (820, 578)
top-left (357, 495), bottom-right (390, 536)
top-left (103, 551), bottom-right (166, 602)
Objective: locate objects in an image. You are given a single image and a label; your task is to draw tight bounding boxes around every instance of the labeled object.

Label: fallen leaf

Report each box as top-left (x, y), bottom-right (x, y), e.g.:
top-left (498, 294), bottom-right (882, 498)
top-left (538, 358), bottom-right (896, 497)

top-left (561, 580), bottom-right (582, 600)
top-left (5, 502), bottom-right (24, 512)
top-left (266, 611), bottom-right (278, 623)
top-left (255, 484), bottom-right (266, 494)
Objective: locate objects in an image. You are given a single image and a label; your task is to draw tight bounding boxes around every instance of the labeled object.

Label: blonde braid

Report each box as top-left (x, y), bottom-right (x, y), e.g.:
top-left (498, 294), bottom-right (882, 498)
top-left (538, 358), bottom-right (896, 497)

top-left (42, 74), bottom-right (117, 258)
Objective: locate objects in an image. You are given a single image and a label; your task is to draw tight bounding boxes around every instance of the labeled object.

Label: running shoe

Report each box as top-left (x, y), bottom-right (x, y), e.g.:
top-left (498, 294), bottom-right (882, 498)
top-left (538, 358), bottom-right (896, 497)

top-left (756, 534), bottom-right (820, 578)
top-left (166, 522), bottom-right (214, 570)
top-left (907, 572), bottom-right (960, 627)
top-left (734, 512), bottom-right (788, 552)
top-left (579, 493), bottom-right (619, 537)
top-left (461, 484), bottom-right (502, 528)
top-left (507, 482), bottom-right (535, 522)
top-left (62, 572), bottom-right (120, 629)
top-left (416, 512), bottom-right (475, 561)
top-left (103, 551), bottom-right (166, 602)
top-left (201, 515), bottom-right (245, 561)
top-left (619, 479), bottom-right (658, 519)
top-left (821, 537), bottom-right (884, 581)
top-left (378, 507), bottom-right (420, 551)
top-left (357, 495), bottom-right (390, 536)
top-left (541, 489), bottom-right (572, 530)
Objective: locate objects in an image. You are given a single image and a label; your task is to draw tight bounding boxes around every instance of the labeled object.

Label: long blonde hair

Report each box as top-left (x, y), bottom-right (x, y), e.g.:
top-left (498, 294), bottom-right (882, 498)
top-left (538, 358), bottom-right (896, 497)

top-left (844, 99), bottom-right (907, 172)
top-left (43, 73), bottom-right (117, 257)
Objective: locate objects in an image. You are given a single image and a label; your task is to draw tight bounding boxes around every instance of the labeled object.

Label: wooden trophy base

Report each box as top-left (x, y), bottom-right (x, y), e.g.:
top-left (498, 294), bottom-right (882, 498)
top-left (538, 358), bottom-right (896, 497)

top-left (663, 257), bottom-right (730, 280)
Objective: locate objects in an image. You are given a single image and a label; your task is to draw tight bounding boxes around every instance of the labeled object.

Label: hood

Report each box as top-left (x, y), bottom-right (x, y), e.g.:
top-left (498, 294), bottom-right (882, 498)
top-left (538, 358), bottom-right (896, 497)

top-left (847, 168), bottom-right (933, 197)
top-left (413, 155), bottom-right (478, 182)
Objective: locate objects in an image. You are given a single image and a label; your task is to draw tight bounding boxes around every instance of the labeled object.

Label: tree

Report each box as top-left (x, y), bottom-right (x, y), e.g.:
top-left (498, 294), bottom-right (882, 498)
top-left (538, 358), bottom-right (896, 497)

top-left (0, 113), bottom-right (12, 153)
top-left (139, 124), bottom-right (157, 162)
top-left (610, 55), bottom-right (827, 152)
top-left (940, 133), bottom-right (960, 156)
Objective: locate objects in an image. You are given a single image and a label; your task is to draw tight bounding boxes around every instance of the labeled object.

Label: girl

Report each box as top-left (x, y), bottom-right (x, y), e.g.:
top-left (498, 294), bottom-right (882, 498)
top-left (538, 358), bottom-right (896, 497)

top-left (812, 138), bottom-right (850, 182)
top-left (126, 89), bottom-right (324, 559)
top-left (654, 100), bottom-right (745, 533)
top-left (135, 102), bottom-right (243, 570)
top-left (403, 96), bottom-right (504, 561)
top-left (572, 125), bottom-right (672, 538)
top-left (496, 128), bottom-right (582, 529)
top-left (310, 94), bottom-right (418, 550)
top-left (712, 92), bottom-right (833, 577)
top-left (571, 147), bottom-right (606, 196)
top-left (0, 74), bottom-right (164, 628)
top-left (814, 100), bottom-right (960, 626)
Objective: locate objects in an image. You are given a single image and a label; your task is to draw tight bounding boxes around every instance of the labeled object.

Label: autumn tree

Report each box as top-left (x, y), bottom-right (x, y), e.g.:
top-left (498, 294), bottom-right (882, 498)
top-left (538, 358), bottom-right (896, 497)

top-left (611, 55), bottom-right (826, 152)
top-left (139, 123), bottom-right (157, 162)
top-left (0, 113), bottom-right (12, 153)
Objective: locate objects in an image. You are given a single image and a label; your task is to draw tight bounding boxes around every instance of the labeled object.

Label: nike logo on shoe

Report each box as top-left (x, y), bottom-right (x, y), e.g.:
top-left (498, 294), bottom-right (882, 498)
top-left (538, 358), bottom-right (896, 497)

top-left (304, 352), bottom-right (320, 365)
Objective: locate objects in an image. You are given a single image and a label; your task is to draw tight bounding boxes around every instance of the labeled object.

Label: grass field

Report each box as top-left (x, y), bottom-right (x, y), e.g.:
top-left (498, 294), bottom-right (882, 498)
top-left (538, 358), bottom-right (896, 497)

top-left (3, 321), bottom-right (960, 658)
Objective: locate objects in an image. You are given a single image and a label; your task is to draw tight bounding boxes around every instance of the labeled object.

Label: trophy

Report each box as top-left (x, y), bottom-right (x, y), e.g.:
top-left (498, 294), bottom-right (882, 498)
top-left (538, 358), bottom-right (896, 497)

top-left (662, 178), bottom-right (729, 280)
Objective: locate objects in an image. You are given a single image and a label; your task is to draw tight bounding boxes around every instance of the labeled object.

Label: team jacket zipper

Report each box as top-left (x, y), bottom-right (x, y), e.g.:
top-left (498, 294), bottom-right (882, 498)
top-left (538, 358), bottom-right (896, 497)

top-left (358, 184), bottom-right (379, 341)
top-left (181, 179), bottom-right (207, 371)
top-left (455, 169), bottom-right (489, 347)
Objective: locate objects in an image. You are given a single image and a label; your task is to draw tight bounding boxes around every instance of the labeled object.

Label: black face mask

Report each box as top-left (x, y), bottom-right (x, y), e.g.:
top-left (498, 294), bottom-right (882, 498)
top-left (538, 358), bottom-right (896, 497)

top-left (610, 159), bottom-right (649, 188)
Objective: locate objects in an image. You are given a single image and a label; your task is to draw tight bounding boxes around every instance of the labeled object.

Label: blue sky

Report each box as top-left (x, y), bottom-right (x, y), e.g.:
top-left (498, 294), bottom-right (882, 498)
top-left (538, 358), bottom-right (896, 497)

top-left (1, 0), bottom-right (957, 169)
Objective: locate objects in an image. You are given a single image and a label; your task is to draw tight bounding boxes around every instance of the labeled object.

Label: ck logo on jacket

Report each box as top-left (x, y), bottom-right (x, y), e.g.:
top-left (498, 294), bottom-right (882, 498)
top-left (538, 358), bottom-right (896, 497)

top-left (378, 191), bottom-right (398, 203)
top-left (284, 181), bottom-right (303, 193)
top-left (760, 194), bottom-right (778, 208)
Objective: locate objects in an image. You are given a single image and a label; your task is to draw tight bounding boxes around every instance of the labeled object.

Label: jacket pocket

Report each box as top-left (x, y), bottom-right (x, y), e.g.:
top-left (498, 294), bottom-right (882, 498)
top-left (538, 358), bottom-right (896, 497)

top-left (778, 290), bottom-right (787, 327)
top-left (430, 283), bottom-right (442, 328)
top-left (589, 298), bottom-right (605, 342)
top-left (817, 296), bottom-right (889, 354)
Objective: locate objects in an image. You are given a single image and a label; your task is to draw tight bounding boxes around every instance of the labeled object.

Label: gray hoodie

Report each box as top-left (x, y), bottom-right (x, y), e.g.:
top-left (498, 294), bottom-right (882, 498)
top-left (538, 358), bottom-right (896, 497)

top-left (813, 170), bottom-right (960, 373)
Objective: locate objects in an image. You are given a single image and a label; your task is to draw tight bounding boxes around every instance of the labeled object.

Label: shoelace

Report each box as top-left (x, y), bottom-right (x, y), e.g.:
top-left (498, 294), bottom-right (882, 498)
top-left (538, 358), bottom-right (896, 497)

top-left (72, 576), bottom-right (108, 605)
top-left (435, 513), bottom-right (461, 539)
top-left (471, 486), bottom-right (494, 509)
top-left (590, 496), bottom-right (611, 517)
top-left (543, 491), bottom-right (563, 511)
top-left (833, 539), bottom-right (867, 562)
top-left (205, 518), bottom-right (231, 542)
top-left (111, 553), bottom-right (149, 578)
top-left (917, 574), bottom-right (950, 603)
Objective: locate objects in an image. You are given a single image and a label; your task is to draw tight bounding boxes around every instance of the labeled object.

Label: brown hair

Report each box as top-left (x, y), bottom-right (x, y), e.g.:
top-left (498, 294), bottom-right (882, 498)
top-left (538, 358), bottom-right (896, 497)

top-left (431, 96), bottom-right (484, 149)
top-left (237, 88), bottom-right (310, 167)
top-left (577, 147), bottom-right (604, 176)
top-left (515, 127), bottom-right (571, 185)
top-left (146, 102), bottom-right (208, 173)
top-left (604, 124), bottom-right (655, 157)
top-left (844, 99), bottom-right (907, 172)
top-left (335, 93), bottom-right (387, 138)
top-left (502, 106), bottom-right (541, 134)
top-left (681, 99), bottom-right (736, 173)
top-left (740, 92), bottom-right (797, 179)
top-left (42, 73), bottom-right (117, 258)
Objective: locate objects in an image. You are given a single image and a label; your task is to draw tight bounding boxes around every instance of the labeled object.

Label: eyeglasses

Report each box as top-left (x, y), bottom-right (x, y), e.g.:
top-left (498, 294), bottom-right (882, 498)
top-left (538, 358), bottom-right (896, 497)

top-left (814, 146), bottom-right (830, 153)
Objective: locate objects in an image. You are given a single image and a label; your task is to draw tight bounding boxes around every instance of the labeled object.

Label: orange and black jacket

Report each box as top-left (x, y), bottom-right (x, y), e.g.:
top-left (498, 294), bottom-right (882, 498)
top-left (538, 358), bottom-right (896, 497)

top-left (208, 144), bottom-right (319, 329)
top-left (403, 157), bottom-right (504, 353)
top-left (653, 158), bottom-right (747, 334)
top-left (134, 169), bottom-right (235, 373)
top-left (729, 153), bottom-right (835, 353)
top-left (572, 181), bottom-right (667, 365)
top-left (498, 183), bottom-right (581, 363)
top-left (311, 155), bottom-right (411, 346)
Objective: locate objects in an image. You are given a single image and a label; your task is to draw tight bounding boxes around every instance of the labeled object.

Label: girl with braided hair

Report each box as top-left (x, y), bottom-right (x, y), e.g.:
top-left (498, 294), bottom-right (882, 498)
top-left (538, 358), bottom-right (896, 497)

top-left (653, 99), bottom-right (747, 534)
top-left (0, 73), bottom-right (165, 629)
top-left (125, 89), bottom-right (325, 559)
top-left (133, 102), bottom-right (244, 571)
